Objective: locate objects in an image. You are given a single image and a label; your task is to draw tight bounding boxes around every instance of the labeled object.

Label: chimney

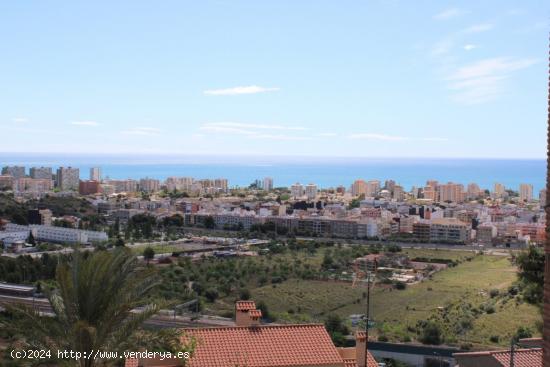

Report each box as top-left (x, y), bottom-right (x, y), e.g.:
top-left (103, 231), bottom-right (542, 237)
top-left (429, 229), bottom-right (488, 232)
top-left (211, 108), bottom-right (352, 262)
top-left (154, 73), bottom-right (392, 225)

top-left (355, 331), bottom-right (367, 367)
top-left (545, 35), bottom-right (550, 367)
top-left (235, 300), bottom-right (261, 327)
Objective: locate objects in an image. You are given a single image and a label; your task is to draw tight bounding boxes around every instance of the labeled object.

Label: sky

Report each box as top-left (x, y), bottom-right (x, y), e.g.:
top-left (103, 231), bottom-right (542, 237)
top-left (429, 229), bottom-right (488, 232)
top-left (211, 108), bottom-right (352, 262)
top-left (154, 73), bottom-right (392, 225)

top-left (0, 1), bottom-right (548, 158)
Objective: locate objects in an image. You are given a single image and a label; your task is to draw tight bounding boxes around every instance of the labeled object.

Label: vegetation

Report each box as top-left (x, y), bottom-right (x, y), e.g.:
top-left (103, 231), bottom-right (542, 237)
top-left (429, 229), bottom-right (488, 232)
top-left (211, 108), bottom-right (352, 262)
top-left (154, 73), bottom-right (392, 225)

top-left (2, 248), bottom-right (192, 366)
top-left (516, 245), bottom-right (544, 306)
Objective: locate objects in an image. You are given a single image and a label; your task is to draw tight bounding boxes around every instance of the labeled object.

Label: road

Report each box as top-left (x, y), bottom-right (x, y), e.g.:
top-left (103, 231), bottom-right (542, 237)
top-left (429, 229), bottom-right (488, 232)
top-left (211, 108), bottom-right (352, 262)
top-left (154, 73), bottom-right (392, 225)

top-left (0, 294), bottom-right (234, 329)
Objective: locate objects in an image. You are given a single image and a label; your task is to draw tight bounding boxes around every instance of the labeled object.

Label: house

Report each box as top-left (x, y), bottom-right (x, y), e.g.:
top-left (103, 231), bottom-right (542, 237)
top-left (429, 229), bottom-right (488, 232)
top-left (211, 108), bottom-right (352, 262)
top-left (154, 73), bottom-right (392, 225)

top-left (454, 338), bottom-right (542, 367)
top-left (125, 300), bottom-right (378, 367)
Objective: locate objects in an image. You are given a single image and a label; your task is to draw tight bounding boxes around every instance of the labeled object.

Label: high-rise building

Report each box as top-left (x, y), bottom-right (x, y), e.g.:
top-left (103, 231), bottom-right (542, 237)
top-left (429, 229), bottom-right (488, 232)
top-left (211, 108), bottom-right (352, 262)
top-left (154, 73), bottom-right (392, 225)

top-left (351, 180), bottom-right (367, 197)
top-left (366, 180), bottom-right (381, 197)
top-left (214, 178), bottom-right (228, 192)
top-left (290, 183), bottom-right (304, 198)
top-left (90, 167), bottom-right (102, 181)
top-left (56, 167), bottom-right (80, 191)
top-left (30, 167), bottom-right (53, 180)
top-left (392, 185), bottom-right (404, 201)
top-left (263, 177), bottom-right (274, 191)
top-left (139, 178), bottom-right (160, 192)
top-left (493, 183), bottom-right (506, 199)
top-left (438, 182), bottom-right (465, 203)
top-left (466, 183), bottom-right (481, 200)
top-left (1, 166), bottom-right (25, 179)
top-left (305, 183), bottom-right (317, 200)
top-left (519, 183), bottom-right (533, 202)
top-left (165, 177), bottom-right (194, 192)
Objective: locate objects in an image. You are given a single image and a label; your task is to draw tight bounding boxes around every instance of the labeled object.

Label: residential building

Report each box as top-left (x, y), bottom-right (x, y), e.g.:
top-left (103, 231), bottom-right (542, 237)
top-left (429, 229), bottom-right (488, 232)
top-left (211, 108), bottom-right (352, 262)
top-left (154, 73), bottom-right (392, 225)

top-left (476, 224), bottom-right (496, 244)
top-left (454, 344), bottom-right (542, 367)
top-left (430, 218), bottom-right (470, 243)
top-left (519, 183), bottom-right (533, 202)
top-left (1, 166), bottom-right (25, 179)
top-left (366, 180), bottom-right (381, 197)
top-left (305, 183), bottom-right (318, 200)
top-left (15, 178), bottom-right (53, 193)
top-left (290, 183), bottom-right (304, 198)
top-left (27, 209), bottom-right (53, 226)
top-left (90, 167), bottom-right (102, 181)
top-left (104, 179), bottom-right (137, 193)
top-left (79, 180), bottom-right (101, 195)
top-left (263, 177), bottom-right (274, 191)
top-left (466, 183), bottom-right (481, 200)
top-left (165, 177), bottom-right (194, 192)
top-left (139, 178), bottom-right (160, 192)
top-left (56, 167), bottom-right (80, 191)
top-left (5, 223), bottom-right (107, 244)
top-left (494, 183), bottom-right (506, 199)
top-left (351, 179), bottom-right (367, 197)
top-left (438, 182), bottom-right (465, 203)
top-left (29, 167), bottom-right (52, 180)
top-left (124, 300), bottom-right (377, 367)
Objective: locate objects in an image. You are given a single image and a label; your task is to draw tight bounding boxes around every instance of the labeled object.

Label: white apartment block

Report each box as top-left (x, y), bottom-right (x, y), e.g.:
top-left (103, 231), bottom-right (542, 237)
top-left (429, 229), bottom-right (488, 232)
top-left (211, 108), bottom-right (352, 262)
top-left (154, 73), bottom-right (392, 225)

top-left (5, 223), bottom-right (108, 244)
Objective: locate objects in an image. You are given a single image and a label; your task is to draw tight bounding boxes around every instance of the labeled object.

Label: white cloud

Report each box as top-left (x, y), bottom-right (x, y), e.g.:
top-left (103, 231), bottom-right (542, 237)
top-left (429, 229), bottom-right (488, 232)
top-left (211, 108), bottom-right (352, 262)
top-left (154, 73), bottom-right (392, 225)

top-left (203, 122), bottom-right (306, 131)
top-left (199, 122), bottom-right (310, 140)
top-left (70, 121), bottom-right (99, 126)
top-left (462, 23), bottom-right (494, 34)
top-left (463, 44), bottom-right (477, 51)
top-left (12, 117), bottom-right (28, 123)
top-left (433, 8), bottom-right (464, 20)
top-left (317, 132), bottom-right (337, 137)
top-left (445, 57), bottom-right (538, 104)
top-left (203, 85), bottom-right (280, 96)
top-left (348, 133), bottom-right (410, 141)
top-left (122, 127), bottom-right (161, 136)
top-left (348, 133), bottom-right (448, 142)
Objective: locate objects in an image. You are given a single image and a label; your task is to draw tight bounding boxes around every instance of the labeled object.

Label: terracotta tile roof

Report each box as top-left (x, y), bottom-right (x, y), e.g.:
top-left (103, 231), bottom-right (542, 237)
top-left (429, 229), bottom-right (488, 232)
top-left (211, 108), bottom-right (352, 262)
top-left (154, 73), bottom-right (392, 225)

top-left (492, 348), bottom-right (542, 367)
top-left (183, 324), bottom-right (345, 367)
top-left (124, 359), bottom-right (139, 367)
top-left (455, 348), bottom-right (542, 367)
top-left (249, 309), bottom-right (262, 318)
top-left (235, 300), bottom-right (256, 311)
top-left (338, 346), bottom-right (378, 367)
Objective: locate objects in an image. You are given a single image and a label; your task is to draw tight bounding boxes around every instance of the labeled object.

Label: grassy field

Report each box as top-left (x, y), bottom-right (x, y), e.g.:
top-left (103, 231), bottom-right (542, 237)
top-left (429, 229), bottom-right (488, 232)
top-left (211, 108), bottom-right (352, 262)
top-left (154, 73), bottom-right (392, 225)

top-left (247, 249), bottom-right (541, 349)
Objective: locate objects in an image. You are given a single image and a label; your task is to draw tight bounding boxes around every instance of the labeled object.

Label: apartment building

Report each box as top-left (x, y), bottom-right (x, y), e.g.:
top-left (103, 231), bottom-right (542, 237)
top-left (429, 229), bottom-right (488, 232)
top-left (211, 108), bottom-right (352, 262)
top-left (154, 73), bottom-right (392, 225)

top-left (5, 223), bottom-right (108, 244)
top-left (305, 183), bottom-right (318, 200)
top-left (79, 180), bottom-right (101, 195)
top-left (519, 183), bottom-right (533, 202)
top-left (89, 167), bottom-right (101, 181)
top-left (30, 167), bottom-right (53, 180)
top-left (139, 178), bottom-right (160, 192)
top-left (14, 178), bottom-right (53, 193)
top-left (1, 166), bottom-right (25, 179)
top-left (56, 167), bottom-right (80, 191)
top-left (351, 179), bottom-right (367, 197)
top-left (263, 177), bottom-right (274, 191)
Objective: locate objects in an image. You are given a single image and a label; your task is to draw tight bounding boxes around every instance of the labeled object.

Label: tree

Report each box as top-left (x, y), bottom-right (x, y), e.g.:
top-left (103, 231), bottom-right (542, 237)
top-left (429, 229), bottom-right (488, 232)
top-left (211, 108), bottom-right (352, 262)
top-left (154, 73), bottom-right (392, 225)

top-left (3, 248), bottom-right (190, 367)
top-left (419, 321), bottom-right (443, 345)
top-left (203, 216), bottom-right (215, 229)
top-left (516, 245), bottom-right (544, 305)
top-left (28, 231), bottom-right (36, 246)
top-left (143, 246), bottom-right (155, 265)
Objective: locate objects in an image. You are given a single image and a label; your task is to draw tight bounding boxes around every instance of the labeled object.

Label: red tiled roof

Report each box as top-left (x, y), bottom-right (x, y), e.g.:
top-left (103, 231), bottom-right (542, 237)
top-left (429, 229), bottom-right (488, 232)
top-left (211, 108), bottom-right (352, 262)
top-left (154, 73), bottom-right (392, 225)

top-left (249, 309), bottom-right (262, 318)
top-left (455, 348), bottom-right (542, 367)
top-left (235, 300), bottom-right (256, 311)
top-left (124, 359), bottom-right (139, 367)
top-left (492, 348), bottom-right (542, 367)
top-left (183, 324), bottom-right (345, 367)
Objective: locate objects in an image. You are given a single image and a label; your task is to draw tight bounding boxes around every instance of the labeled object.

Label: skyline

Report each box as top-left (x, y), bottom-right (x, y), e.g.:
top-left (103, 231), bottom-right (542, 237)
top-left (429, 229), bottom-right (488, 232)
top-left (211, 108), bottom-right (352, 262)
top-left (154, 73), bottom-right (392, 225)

top-left (0, 1), bottom-right (548, 158)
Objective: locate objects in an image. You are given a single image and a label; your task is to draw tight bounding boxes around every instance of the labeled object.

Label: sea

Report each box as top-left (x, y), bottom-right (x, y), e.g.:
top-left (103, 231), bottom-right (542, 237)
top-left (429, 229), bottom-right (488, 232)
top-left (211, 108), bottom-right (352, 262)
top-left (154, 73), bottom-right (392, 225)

top-left (0, 153), bottom-right (545, 192)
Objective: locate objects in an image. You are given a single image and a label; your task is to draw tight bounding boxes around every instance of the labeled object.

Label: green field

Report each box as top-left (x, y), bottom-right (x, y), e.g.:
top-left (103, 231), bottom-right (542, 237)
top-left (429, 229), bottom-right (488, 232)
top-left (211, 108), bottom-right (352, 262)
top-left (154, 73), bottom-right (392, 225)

top-left (246, 250), bottom-right (541, 349)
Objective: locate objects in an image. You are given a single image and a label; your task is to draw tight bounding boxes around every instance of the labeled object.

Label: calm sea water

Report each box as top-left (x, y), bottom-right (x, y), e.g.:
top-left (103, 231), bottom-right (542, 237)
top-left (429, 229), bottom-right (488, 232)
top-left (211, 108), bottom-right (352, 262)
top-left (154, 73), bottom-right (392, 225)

top-left (0, 154), bottom-right (545, 192)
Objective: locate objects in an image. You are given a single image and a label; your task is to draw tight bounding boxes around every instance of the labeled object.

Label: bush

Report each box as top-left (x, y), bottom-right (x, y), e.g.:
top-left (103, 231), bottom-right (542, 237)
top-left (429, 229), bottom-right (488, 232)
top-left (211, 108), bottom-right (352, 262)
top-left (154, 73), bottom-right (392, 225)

top-left (489, 335), bottom-right (499, 343)
top-left (394, 281), bottom-right (407, 290)
top-left (204, 288), bottom-right (219, 302)
top-left (489, 289), bottom-right (499, 298)
top-left (419, 321), bottom-right (443, 345)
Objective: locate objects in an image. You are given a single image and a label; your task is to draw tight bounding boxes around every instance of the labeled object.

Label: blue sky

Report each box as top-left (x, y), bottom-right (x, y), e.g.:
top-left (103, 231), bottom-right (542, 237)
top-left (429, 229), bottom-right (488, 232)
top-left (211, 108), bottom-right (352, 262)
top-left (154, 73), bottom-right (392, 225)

top-left (0, 1), bottom-right (548, 158)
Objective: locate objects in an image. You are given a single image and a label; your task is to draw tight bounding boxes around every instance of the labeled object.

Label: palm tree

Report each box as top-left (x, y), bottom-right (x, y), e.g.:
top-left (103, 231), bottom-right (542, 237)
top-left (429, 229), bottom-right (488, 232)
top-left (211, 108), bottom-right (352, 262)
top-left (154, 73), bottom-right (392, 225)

top-left (544, 38), bottom-right (550, 367)
top-left (6, 248), bottom-right (186, 367)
